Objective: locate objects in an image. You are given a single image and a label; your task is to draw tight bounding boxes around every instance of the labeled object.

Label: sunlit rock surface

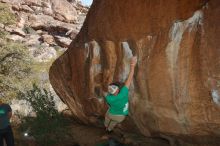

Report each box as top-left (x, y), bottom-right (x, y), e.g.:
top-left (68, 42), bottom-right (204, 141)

top-left (0, 0), bottom-right (88, 119)
top-left (50, 0), bottom-right (220, 145)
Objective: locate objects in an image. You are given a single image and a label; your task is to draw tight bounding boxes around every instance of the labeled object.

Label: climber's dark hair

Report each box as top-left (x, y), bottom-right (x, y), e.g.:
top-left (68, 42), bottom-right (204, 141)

top-left (109, 82), bottom-right (123, 90)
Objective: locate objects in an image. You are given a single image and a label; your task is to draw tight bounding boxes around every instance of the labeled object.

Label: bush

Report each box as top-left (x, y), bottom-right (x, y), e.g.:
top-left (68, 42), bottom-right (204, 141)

top-left (0, 3), bottom-right (16, 25)
top-left (0, 30), bottom-right (33, 102)
top-left (0, 29), bottom-right (8, 38)
top-left (0, 3), bottom-right (32, 101)
top-left (22, 26), bottom-right (36, 34)
top-left (18, 84), bottom-right (72, 146)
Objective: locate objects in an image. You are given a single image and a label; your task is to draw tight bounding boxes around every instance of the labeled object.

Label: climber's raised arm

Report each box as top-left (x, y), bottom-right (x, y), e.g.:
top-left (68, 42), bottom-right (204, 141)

top-left (124, 56), bottom-right (137, 88)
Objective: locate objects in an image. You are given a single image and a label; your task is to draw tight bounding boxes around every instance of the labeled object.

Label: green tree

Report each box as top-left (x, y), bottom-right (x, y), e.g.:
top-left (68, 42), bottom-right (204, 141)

top-left (0, 32), bottom-right (33, 101)
top-left (18, 84), bottom-right (72, 146)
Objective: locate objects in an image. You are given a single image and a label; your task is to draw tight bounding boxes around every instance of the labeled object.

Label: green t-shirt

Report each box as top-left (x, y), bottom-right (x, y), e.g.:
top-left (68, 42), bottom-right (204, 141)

top-left (0, 103), bottom-right (12, 129)
top-left (105, 86), bottom-right (129, 115)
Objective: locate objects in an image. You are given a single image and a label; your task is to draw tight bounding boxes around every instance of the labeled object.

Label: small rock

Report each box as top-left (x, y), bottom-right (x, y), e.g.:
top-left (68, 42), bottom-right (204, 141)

top-left (66, 29), bottom-right (78, 39)
top-left (41, 34), bottom-right (55, 45)
top-left (54, 35), bottom-right (72, 48)
top-left (25, 34), bottom-right (41, 46)
top-left (17, 16), bottom-right (26, 28)
top-left (6, 34), bottom-right (24, 41)
top-left (4, 26), bottom-right (26, 36)
top-left (41, 1), bottom-right (51, 8)
top-left (42, 7), bottom-right (53, 16)
top-left (54, 13), bottom-right (65, 22)
top-left (0, 23), bottom-right (4, 28)
top-left (29, 5), bottom-right (42, 12)
top-left (20, 4), bottom-right (34, 13)
top-left (11, 5), bottom-right (20, 11)
top-left (36, 29), bottom-right (43, 34)
top-left (41, 42), bottom-right (50, 47)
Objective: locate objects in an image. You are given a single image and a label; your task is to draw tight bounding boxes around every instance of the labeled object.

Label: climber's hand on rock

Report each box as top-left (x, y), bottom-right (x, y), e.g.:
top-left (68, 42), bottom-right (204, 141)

top-left (130, 56), bottom-right (137, 68)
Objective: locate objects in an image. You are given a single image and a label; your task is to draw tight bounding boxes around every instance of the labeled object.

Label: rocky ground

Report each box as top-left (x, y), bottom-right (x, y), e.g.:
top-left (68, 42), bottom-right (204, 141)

top-left (0, 0), bottom-right (88, 114)
top-left (0, 0), bottom-right (87, 63)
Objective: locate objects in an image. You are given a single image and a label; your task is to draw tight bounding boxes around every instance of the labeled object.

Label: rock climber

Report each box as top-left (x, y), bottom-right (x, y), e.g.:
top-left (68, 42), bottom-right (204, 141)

top-left (104, 56), bottom-right (137, 132)
top-left (0, 98), bottom-right (15, 146)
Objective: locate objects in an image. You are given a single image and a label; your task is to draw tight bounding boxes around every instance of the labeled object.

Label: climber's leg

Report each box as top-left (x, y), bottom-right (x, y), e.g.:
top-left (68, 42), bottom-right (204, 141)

top-left (104, 112), bottom-right (125, 131)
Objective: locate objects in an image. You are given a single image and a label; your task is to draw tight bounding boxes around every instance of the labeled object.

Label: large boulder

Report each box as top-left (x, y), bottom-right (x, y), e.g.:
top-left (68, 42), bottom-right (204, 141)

top-left (49, 0), bottom-right (220, 145)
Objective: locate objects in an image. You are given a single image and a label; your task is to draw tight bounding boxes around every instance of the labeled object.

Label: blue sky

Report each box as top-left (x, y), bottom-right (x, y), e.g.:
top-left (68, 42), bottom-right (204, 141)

top-left (81, 0), bottom-right (93, 6)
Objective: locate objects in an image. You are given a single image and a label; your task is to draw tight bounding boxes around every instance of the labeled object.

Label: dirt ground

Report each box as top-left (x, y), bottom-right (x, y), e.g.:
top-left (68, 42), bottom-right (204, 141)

top-left (13, 122), bottom-right (106, 146)
top-left (12, 121), bottom-right (169, 146)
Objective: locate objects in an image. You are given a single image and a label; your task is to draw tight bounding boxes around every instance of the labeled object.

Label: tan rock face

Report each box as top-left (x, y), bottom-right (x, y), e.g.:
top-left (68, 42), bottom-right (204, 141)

top-left (1, 0), bottom-right (78, 22)
top-left (51, 0), bottom-right (77, 22)
top-left (50, 0), bottom-right (220, 144)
